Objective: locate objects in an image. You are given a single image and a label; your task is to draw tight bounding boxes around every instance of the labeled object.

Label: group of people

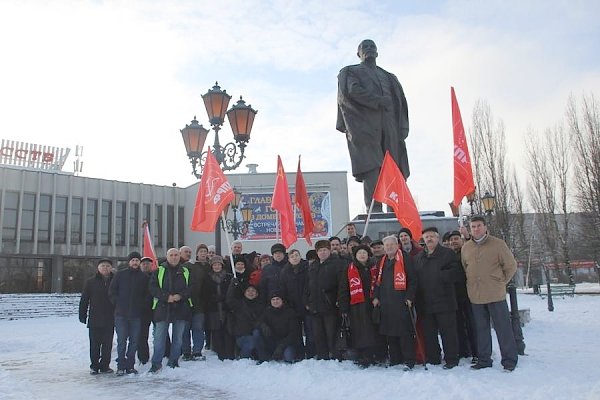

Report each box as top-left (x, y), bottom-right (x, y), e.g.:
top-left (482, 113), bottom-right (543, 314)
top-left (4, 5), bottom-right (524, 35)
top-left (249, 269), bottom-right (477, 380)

top-left (79, 216), bottom-right (519, 375)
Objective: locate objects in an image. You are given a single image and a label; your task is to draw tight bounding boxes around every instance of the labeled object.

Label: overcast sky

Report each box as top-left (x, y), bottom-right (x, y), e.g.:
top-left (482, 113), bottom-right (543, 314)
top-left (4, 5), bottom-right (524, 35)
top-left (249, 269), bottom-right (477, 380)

top-left (1, 0), bottom-right (598, 218)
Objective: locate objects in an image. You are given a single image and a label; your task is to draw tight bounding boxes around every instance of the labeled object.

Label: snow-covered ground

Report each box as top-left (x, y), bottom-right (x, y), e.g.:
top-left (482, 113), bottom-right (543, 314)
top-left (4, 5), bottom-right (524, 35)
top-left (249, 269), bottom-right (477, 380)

top-left (1, 293), bottom-right (600, 400)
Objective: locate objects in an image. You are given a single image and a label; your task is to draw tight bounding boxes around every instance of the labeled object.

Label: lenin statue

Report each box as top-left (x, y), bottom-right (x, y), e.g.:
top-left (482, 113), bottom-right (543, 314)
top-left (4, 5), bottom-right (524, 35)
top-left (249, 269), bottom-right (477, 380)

top-left (336, 39), bottom-right (410, 213)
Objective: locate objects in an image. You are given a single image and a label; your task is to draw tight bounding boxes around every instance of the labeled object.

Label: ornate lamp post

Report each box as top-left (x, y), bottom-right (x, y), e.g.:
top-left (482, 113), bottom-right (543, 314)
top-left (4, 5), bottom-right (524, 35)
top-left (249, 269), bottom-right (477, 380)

top-left (481, 189), bottom-right (525, 355)
top-left (481, 191), bottom-right (496, 215)
top-left (222, 188), bottom-right (253, 240)
top-left (180, 82), bottom-right (257, 254)
top-left (180, 82), bottom-right (258, 179)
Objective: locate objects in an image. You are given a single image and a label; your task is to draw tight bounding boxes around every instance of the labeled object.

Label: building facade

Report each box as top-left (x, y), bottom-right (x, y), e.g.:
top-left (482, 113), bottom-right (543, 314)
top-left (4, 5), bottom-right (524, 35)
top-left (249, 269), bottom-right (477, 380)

top-left (0, 165), bottom-right (349, 293)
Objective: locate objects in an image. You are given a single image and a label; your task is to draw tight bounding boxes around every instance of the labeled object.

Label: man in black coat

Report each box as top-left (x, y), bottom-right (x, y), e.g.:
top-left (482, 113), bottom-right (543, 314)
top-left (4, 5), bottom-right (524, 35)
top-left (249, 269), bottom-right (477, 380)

top-left (149, 248), bottom-right (192, 372)
top-left (109, 251), bottom-right (149, 375)
top-left (448, 230), bottom-right (478, 362)
top-left (136, 256), bottom-right (155, 365)
top-left (279, 249), bottom-right (313, 358)
top-left (304, 240), bottom-right (344, 360)
top-left (259, 243), bottom-right (288, 301)
top-left (259, 291), bottom-right (301, 362)
top-left (79, 259), bottom-right (115, 375)
top-left (372, 235), bottom-right (417, 370)
top-left (226, 284), bottom-right (266, 360)
top-left (415, 227), bottom-right (463, 369)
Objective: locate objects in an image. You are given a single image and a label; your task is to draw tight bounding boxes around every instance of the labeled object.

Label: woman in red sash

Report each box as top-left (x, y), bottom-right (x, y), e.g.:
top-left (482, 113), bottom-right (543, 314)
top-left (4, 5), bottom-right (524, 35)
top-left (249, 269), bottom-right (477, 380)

top-left (338, 244), bottom-right (380, 367)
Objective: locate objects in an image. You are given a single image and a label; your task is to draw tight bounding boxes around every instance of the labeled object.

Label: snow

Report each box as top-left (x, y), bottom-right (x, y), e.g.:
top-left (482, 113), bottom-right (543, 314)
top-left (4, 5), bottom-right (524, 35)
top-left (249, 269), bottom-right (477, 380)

top-left (1, 294), bottom-right (600, 400)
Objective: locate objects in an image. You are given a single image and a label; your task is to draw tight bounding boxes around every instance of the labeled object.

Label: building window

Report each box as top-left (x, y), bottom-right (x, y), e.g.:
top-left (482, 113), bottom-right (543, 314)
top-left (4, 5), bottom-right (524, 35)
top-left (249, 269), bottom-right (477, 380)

top-left (129, 202), bottom-right (138, 246)
top-left (154, 205), bottom-right (163, 247)
top-left (2, 191), bottom-right (19, 241)
top-left (38, 195), bottom-right (52, 242)
top-left (167, 205), bottom-right (174, 249)
top-left (115, 201), bottom-right (126, 246)
top-left (178, 206), bottom-right (185, 248)
top-left (86, 199), bottom-right (97, 245)
top-left (100, 200), bottom-right (112, 245)
top-left (143, 203), bottom-right (151, 224)
top-left (20, 193), bottom-right (36, 242)
top-left (71, 197), bottom-right (83, 244)
top-left (54, 196), bottom-right (68, 244)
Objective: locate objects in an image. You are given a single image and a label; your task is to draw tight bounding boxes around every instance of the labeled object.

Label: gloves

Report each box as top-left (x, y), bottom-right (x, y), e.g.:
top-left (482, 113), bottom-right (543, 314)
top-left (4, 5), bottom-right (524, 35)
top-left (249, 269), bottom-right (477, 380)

top-left (272, 344), bottom-right (285, 360)
top-left (231, 277), bottom-right (240, 287)
top-left (260, 323), bottom-right (272, 338)
top-left (79, 317), bottom-right (87, 324)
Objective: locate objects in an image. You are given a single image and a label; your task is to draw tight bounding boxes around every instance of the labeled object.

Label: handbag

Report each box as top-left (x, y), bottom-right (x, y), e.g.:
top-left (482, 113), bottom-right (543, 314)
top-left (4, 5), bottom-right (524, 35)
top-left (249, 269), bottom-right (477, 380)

top-left (335, 314), bottom-right (352, 351)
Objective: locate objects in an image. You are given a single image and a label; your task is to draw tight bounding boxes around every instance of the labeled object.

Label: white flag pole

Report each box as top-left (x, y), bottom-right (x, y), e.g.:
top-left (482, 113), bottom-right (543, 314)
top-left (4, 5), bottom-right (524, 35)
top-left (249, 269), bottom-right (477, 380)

top-left (362, 199), bottom-right (376, 237)
top-left (275, 211), bottom-right (280, 242)
top-left (221, 210), bottom-right (237, 278)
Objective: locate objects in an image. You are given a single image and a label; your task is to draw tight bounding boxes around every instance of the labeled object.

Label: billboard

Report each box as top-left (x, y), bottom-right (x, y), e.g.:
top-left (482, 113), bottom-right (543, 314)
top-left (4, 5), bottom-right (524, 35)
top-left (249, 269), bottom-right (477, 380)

top-left (237, 191), bottom-right (332, 241)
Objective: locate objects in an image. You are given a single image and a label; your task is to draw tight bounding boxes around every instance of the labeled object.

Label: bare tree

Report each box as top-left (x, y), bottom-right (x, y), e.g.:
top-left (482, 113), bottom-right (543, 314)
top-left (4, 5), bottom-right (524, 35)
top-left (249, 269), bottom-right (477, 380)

top-left (526, 125), bottom-right (574, 283)
top-left (469, 100), bottom-right (523, 251)
top-left (567, 94), bottom-right (600, 264)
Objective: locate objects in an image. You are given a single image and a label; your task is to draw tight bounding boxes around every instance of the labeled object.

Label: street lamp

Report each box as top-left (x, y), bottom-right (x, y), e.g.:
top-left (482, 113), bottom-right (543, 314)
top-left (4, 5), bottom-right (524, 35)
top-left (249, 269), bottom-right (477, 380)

top-left (481, 191), bottom-right (496, 215)
top-left (480, 189), bottom-right (525, 355)
top-left (222, 188), bottom-right (253, 240)
top-left (180, 82), bottom-right (257, 255)
top-left (180, 82), bottom-right (258, 179)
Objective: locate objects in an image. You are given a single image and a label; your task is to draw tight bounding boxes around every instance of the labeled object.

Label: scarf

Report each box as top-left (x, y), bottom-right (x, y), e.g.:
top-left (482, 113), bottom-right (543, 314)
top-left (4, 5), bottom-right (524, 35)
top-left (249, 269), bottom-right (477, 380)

top-left (210, 269), bottom-right (226, 284)
top-left (348, 263), bottom-right (365, 305)
top-left (374, 250), bottom-right (407, 291)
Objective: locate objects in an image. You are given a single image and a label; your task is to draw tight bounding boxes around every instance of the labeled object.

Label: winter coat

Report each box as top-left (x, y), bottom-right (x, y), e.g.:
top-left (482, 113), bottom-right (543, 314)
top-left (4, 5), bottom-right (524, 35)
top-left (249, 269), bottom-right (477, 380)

top-left (415, 244), bottom-right (463, 314)
top-left (337, 260), bottom-right (378, 349)
top-left (304, 256), bottom-right (344, 314)
top-left (108, 267), bottom-right (149, 318)
top-left (453, 249), bottom-right (470, 304)
top-left (279, 260), bottom-right (309, 317)
top-left (203, 270), bottom-right (233, 330)
top-left (149, 263), bottom-right (192, 323)
top-left (260, 304), bottom-right (301, 348)
top-left (373, 252), bottom-right (417, 337)
top-left (225, 284), bottom-right (264, 337)
top-left (79, 272), bottom-right (115, 328)
top-left (461, 234), bottom-right (517, 304)
top-left (228, 268), bottom-right (254, 300)
top-left (188, 261), bottom-right (210, 314)
top-left (259, 257), bottom-right (288, 301)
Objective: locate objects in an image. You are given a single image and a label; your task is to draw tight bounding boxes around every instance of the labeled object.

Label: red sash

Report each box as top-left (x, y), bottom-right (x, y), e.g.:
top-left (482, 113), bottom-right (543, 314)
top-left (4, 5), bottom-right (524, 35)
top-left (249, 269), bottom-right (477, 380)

top-left (348, 263), bottom-right (365, 305)
top-left (375, 250), bottom-right (407, 291)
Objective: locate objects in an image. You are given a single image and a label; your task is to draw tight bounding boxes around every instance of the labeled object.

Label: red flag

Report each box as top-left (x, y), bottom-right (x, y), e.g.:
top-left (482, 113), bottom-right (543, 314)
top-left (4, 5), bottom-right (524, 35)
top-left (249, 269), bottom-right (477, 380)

top-left (190, 148), bottom-right (234, 232)
top-left (271, 156), bottom-right (297, 248)
top-left (452, 87), bottom-right (475, 207)
top-left (295, 155), bottom-right (314, 245)
top-left (142, 221), bottom-right (158, 272)
top-left (373, 151), bottom-right (423, 241)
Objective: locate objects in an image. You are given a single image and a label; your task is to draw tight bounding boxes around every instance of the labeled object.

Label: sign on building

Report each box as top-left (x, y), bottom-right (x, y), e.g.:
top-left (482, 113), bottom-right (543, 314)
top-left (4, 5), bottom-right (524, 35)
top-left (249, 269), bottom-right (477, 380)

top-left (238, 191), bottom-right (332, 241)
top-left (0, 139), bottom-right (70, 171)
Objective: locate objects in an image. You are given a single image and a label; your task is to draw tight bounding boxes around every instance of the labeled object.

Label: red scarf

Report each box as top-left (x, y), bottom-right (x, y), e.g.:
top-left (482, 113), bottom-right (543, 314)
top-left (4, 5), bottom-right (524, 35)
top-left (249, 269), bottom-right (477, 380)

top-left (348, 263), bottom-right (365, 305)
top-left (374, 250), bottom-right (407, 291)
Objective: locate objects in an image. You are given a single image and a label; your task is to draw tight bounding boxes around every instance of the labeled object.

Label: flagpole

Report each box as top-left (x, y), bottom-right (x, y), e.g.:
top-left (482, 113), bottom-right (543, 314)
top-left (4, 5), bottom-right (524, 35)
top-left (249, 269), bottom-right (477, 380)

top-left (362, 199), bottom-right (375, 237)
top-left (275, 211), bottom-right (280, 242)
top-left (221, 211), bottom-right (237, 278)
top-left (458, 200), bottom-right (464, 227)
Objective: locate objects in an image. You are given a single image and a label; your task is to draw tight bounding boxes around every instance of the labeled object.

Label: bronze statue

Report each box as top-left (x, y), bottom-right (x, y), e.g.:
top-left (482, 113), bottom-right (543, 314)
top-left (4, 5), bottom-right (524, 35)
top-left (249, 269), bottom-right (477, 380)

top-left (337, 39), bottom-right (410, 212)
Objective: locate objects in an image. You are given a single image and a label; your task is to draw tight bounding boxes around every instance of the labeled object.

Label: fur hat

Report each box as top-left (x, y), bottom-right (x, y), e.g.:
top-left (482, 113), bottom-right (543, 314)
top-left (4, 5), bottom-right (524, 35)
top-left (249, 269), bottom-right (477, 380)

top-left (314, 240), bottom-right (331, 251)
top-left (271, 243), bottom-right (286, 255)
top-left (398, 227), bottom-right (413, 239)
top-left (352, 244), bottom-right (373, 258)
